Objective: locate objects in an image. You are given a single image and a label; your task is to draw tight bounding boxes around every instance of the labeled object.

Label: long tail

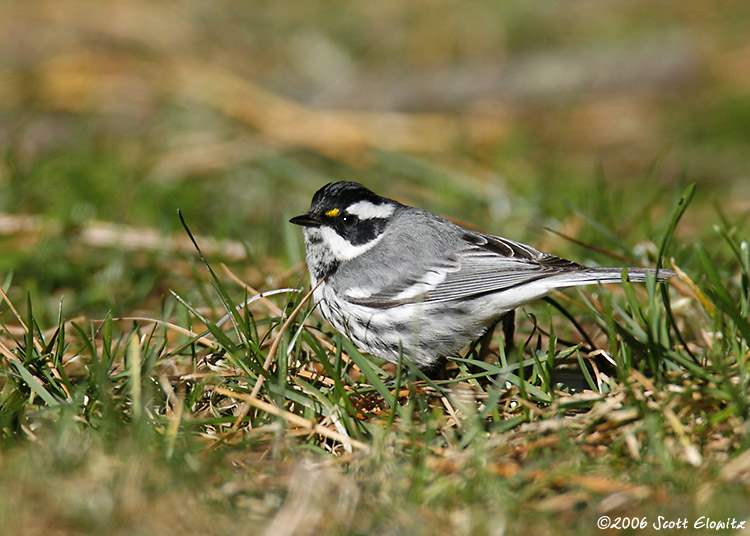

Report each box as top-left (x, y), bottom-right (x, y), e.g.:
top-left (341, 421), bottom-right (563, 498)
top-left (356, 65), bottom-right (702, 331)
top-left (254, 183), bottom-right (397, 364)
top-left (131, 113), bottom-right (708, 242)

top-left (550, 267), bottom-right (674, 289)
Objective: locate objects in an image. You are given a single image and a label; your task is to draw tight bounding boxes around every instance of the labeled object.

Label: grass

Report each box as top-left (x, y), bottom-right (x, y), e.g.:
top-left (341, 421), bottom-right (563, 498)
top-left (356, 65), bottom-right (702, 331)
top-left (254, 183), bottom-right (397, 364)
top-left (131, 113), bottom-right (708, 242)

top-left (2, 178), bottom-right (750, 535)
top-left (2, 1), bottom-right (750, 535)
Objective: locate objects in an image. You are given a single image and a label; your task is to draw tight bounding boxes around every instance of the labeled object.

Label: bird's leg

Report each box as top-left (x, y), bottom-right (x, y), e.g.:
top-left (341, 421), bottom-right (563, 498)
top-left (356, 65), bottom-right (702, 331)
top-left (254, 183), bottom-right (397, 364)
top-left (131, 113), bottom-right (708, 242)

top-left (501, 309), bottom-right (516, 359)
top-left (477, 309), bottom-right (516, 361)
top-left (476, 324), bottom-right (497, 362)
top-left (419, 356), bottom-right (449, 380)
top-left (475, 309), bottom-right (516, 362)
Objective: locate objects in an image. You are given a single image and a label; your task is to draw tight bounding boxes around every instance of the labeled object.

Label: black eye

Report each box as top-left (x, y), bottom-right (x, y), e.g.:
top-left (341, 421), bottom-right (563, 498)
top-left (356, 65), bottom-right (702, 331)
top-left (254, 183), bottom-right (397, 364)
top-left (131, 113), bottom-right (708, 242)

top-left (341, 214), bottom-right (359, 226)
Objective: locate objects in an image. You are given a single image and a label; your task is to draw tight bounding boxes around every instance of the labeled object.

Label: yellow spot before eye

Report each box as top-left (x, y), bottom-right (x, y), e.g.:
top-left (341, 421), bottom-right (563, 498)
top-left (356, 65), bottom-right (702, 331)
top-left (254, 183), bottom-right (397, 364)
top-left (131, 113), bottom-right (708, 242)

top-left (325, 208), bottom-right (340, 217)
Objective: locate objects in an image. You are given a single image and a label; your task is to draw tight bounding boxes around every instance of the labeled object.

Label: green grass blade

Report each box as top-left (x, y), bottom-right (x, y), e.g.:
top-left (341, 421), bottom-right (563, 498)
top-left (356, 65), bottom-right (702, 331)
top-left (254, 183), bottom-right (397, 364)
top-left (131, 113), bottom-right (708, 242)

top-left (10, 360), bottom-right (62, 408)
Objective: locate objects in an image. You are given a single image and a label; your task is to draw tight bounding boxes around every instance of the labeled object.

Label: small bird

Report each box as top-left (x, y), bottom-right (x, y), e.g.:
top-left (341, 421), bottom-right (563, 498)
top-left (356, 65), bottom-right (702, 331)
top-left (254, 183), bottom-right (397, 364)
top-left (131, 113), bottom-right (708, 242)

top-left (290, 181), bottom-right (672, 369)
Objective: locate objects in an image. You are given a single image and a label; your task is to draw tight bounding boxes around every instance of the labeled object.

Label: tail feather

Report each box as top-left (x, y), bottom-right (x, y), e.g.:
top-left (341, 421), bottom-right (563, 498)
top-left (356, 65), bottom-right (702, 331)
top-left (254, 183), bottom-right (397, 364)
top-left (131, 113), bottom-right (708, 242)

top-left (551, 267), bottom-right (674, 288)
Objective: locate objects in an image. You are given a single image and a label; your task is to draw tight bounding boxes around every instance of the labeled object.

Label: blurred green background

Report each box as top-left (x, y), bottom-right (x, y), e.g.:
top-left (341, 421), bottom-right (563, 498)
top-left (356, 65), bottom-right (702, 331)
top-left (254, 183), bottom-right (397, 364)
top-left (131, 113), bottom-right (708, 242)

top-left (2, 4), bottom-right (750, 535)
top-left (1, 0), bottom-right (749, 320)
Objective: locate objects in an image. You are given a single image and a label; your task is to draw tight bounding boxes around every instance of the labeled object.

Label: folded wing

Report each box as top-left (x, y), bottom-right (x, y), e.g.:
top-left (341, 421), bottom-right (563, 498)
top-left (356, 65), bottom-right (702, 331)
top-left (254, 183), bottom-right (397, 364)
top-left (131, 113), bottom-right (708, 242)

top-left (345, 232), bottom-right (588, 308)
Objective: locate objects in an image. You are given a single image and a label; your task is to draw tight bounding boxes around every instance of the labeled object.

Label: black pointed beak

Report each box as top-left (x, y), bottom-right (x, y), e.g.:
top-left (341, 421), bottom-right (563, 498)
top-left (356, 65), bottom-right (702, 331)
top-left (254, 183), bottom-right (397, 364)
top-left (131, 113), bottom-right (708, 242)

top-left (289, 213), bottom-right (322, 227)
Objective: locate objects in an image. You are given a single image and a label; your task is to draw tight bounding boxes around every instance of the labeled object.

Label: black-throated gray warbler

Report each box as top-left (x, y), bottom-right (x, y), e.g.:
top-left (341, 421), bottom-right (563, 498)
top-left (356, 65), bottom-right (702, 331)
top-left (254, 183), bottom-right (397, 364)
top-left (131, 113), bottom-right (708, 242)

top-left (290, 181), bottom-right (673, 369)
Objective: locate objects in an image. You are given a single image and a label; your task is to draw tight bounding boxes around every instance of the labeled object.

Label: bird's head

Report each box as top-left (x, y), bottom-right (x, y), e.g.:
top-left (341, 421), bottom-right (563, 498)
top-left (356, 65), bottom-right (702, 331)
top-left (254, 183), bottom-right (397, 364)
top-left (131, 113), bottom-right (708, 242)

top-left (290, 181), bottom-right (399, 265)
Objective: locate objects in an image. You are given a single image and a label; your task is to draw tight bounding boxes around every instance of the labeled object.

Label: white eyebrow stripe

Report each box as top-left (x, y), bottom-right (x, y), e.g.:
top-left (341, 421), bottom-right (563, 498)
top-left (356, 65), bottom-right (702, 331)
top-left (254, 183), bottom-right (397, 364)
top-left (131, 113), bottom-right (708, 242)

top-left (346, 200), bottom-right (395, 220)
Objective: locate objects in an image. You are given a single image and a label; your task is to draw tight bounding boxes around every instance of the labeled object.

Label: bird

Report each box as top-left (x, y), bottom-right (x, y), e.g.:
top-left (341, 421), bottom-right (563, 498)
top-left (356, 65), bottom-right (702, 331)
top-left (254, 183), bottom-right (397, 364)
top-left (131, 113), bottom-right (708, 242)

top-left (290, 181), bottom-right (673, 370)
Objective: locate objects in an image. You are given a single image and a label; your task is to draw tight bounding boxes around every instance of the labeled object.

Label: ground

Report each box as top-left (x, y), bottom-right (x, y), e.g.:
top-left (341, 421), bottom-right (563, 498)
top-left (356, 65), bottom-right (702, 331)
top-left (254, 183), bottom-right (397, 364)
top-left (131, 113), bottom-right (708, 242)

top-left (1, 2), bottom-right (750, 535)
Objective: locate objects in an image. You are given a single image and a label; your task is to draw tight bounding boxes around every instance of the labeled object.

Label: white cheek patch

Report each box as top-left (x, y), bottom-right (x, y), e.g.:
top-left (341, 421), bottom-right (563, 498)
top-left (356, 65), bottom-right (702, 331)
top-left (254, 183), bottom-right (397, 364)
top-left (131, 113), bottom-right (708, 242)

top-left (346, 200), bottom-right (395, 220)
top-left (320, 226), bottom-right (384, 261)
